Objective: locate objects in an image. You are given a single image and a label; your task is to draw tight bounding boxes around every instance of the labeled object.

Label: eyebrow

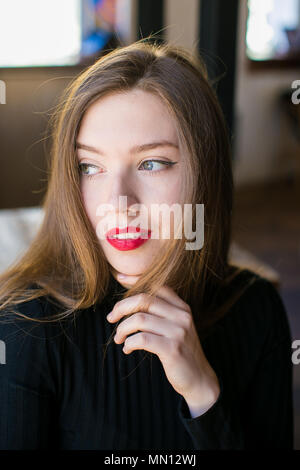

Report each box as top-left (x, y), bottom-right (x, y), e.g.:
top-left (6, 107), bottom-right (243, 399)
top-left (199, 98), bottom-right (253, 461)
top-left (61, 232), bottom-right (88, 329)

top-left (76, 140), bottom-right (179, 155)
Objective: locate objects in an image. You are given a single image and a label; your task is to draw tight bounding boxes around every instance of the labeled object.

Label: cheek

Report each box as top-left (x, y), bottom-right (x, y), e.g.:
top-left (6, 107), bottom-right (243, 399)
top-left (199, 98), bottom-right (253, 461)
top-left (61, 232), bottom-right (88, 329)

top-left (149, 182), bottom-right (181, 207)
top-left (169, 172), bottom-right (182, 201)
top-left (80, 182), bottom-right (100, 228)
top-left (143, 176), bottom-right (181, 206)
top-left (165, 184), bottom-right (181, 205)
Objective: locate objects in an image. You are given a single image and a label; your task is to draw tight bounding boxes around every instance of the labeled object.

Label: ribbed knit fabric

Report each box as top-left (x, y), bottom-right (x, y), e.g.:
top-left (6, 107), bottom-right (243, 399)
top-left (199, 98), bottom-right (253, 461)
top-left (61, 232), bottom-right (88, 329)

top-left (0, 269), bottom-right (294, 449)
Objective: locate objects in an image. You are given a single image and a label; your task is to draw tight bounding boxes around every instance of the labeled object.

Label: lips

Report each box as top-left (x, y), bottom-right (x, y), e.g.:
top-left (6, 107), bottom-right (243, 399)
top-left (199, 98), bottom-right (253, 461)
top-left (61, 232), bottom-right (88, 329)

top-left (106, 226), bottom-right (149, 237)
top-left (106, 226), bottom-right (152, 251)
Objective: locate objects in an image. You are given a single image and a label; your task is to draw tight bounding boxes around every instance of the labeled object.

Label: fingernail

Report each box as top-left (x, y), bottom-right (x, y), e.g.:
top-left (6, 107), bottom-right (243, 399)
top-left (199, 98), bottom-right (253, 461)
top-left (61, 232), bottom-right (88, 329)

top-left (117, 274), bottom-right (126, 279)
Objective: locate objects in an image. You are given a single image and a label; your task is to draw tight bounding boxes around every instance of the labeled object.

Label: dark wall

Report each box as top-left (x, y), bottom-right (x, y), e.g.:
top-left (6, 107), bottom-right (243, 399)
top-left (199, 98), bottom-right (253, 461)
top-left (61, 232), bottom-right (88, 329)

top-left (0, 68), bottom-right (77, 210)
top-left (198, 0), bottom-right (239, 140)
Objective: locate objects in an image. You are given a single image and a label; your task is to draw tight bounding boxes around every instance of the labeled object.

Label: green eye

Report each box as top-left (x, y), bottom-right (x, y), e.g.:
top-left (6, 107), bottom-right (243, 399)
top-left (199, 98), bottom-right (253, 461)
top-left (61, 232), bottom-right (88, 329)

top-left (139, 160), bottom-right (177, 172)
top-left (78, 163), bottom-right (99, 178)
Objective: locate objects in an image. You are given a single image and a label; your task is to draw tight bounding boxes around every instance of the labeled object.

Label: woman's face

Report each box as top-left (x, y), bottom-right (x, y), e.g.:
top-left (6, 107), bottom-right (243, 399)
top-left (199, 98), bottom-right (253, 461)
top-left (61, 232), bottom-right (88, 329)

top-left (76, 88), bottom-right (184, 284)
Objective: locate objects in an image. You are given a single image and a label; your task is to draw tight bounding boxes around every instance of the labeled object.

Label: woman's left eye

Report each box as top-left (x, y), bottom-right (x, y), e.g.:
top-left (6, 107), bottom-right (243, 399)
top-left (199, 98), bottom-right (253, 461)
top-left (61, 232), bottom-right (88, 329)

top-left (139, 160), bottom-right (176, 173)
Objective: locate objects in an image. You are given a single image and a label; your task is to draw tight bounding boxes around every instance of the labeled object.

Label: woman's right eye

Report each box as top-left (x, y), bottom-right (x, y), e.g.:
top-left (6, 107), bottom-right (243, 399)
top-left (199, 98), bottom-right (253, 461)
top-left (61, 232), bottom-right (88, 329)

top-left (78, 163), bottom-right (100, 178)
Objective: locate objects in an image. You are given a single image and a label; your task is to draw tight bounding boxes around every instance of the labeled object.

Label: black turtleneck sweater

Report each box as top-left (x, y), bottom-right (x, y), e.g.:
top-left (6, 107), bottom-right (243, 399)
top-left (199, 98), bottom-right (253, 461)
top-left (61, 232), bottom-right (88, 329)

top-left (0, 269), bottom-right (294, 449)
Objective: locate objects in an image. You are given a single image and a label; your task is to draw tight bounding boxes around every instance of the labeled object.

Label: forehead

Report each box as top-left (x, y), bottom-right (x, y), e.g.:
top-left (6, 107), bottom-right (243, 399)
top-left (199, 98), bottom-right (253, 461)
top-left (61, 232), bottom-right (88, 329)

top-left (77, 89), bottom-right (180, 148)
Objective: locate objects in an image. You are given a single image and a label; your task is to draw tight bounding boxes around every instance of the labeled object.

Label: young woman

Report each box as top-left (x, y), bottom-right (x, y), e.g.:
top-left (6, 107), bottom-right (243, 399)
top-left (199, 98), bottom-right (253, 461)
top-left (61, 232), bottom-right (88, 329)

top-left (0, 39), bottom-right (294, 450)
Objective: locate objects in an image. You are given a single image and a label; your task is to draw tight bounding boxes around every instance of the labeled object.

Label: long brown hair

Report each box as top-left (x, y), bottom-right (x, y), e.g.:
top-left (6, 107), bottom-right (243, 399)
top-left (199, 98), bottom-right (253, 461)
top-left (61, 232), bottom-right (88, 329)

top-left (0, 37), bottom-right (257, 345)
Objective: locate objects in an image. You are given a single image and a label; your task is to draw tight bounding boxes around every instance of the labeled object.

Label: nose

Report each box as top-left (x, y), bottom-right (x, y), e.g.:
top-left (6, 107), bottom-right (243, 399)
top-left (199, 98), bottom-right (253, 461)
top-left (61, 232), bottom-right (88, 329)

top-left (95, 170), bottom-right (148, 238)
top-left (107, 170), bottom-right (139, 213)
top-left (99, 171), bottom-right (143, 233)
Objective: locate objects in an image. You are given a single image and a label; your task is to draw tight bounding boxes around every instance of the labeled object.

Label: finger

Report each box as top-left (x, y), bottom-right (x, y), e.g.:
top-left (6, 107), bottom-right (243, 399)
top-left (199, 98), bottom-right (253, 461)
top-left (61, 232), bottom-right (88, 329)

top-left (114, 311), bottom-right (183, 344)
top-left (116, 272), bottom-right (189, 311)
top-left (150, 284), bottom-right (190, 311)
top-left (110, 267), bottom-right (140, 287)
top-left (123, 331), bottom-right (172, 359)
top-left (108, 293), bottom-right (187, 324)
top-left (116, 273), bottom-right (140, 287)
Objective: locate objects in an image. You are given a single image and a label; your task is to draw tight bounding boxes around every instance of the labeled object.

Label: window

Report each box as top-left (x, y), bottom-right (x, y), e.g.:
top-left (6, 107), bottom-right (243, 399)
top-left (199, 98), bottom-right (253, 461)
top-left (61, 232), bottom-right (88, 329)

top-left (246, 0), bottom-right (300, 66)
top-left (0, 0), bottom-right (132, 68)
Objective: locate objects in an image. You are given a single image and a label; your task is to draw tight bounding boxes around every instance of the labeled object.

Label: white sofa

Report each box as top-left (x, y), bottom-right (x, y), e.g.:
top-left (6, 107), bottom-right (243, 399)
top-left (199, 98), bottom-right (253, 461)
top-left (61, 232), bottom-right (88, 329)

top-left (0, 206), bottom-right (44, 273)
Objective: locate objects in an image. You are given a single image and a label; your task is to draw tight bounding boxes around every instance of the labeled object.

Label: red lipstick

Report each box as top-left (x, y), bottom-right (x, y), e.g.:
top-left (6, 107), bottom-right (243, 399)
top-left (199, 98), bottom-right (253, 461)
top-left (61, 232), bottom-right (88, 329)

top-left (105, 226), bottom-right (152, 251)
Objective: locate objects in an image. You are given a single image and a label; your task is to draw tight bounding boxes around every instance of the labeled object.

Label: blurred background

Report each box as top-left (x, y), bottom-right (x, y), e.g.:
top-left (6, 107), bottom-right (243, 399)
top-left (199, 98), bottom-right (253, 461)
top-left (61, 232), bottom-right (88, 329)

top-left (0, 0), bottom-right (299, 448)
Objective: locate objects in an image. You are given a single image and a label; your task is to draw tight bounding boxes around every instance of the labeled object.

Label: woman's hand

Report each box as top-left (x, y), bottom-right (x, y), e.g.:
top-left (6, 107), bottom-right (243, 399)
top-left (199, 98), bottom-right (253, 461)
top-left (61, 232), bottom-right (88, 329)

top-left (107, 272), bottom-right (221, 416)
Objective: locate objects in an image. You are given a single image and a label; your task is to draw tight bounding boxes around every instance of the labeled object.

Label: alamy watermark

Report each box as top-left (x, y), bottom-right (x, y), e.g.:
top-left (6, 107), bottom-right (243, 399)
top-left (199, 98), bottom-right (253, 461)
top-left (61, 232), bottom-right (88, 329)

top-left (292, 340), bottom-right (300, 365)
top-left (0, 338), bottom-right (299, 366)
top-left (95, 196), bottom-right (204, 251)
top-left (0, 80), bottom-right (6, 104)
top-left (0, 340), bottom-right (5, 364)
top-left (291, 80), bottom-right (300, 105)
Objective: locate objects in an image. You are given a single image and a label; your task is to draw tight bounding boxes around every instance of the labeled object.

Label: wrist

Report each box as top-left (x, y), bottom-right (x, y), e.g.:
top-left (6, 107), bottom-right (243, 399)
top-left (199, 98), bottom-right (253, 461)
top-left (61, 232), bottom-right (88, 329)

top-left (183, 370), bottom-right (221, 418)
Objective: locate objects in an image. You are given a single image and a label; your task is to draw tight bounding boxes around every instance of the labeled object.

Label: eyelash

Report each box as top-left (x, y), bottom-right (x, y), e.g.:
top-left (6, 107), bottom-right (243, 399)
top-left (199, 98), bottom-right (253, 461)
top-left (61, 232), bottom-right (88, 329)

top-left (78, 159), bottom-right (177, 179)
